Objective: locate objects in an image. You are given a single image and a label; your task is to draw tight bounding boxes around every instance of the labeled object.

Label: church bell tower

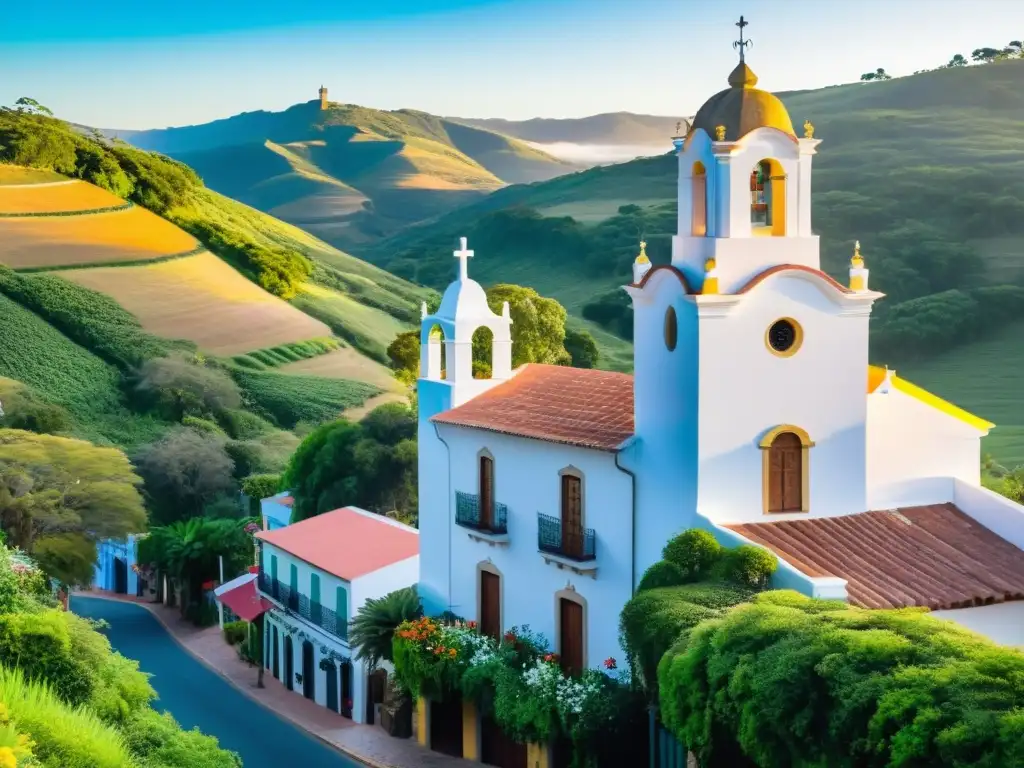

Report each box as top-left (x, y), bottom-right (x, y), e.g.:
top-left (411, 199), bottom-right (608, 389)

top-left (319, 85), bottom-right (329, 110)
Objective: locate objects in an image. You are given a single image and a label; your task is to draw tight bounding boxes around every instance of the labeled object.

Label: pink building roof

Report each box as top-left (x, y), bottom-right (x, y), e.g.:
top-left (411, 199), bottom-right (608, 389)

top-left (254, 507), bottom-right (419, 581)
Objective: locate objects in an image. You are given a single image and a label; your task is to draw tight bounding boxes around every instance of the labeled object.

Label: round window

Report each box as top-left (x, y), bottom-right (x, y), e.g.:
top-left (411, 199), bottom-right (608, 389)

top-left (664, 306), bottom-right (678, 351)
top-left (766, 318), bottom-right (802, 356)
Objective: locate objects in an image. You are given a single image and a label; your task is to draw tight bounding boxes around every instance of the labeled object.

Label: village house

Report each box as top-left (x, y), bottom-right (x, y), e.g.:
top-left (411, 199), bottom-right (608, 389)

top-left (413, 31), bottom-right (1024, 764)
top-left (249, 507), bottom-right (420, 725)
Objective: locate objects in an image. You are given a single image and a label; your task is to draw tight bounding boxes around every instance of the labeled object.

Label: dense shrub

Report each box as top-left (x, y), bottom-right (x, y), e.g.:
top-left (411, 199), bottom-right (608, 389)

top-left (662, 529), bottom-right (722, 580)
top-left (0, 379), bottom-right (69, 435)
top-left (658, 591), bottom-right (1024, 768)
top-left (712, 545), bottom-right (778, 589)
top-left (636, 560), bottom-right (686, 592)
top-left (181, 415), bottom-right (227, 437)
top-left (134, 356), bottom-right (242, 421)
top-left (240, 473), bottom-right (280, 502)
top-left (222, 621), bottom-right (247, 646)
top-left (121, 708), bottom-right (242, 768)
top-left (0, 610), bottom-right (94, 707)
top-left (0, 665), bottom-right (133, 768)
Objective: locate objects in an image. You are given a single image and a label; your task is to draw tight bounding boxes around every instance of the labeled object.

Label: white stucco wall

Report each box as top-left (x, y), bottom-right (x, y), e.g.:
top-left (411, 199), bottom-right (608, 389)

top-left (93, 535), bottom-right (140, 595)
top-left (931, 602), bottom-right (1024, 647)
top-left (351, 555), bottom-right (420, 616)
top-left (867, 389), bottom-right (983, 510)
top-left (259, 542), bottom-right (352, 630)
top-left (261, 493), bottom-right (293, 531)
top-left (696, 272), bottom-right (873, 523)
top-left (424, 424), bottom-right (634, 670)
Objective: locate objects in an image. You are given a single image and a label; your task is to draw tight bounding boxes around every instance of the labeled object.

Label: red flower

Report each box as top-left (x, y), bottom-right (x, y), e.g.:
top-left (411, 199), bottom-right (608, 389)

top-left (503, 630), bottom-right (517, 643)
top-left (467, 620), bottom-right (477, 629)
top-left (201, 580), bottom-right (216, 591)
top-left (603, 657), bottom-right (617, 670)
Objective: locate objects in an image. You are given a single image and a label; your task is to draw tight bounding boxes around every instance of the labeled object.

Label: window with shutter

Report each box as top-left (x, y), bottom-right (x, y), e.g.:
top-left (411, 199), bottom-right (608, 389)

top-left (310, 572), bottom-right (321, 624)
top-left (270, 555), bottom-right (279, 599)
top-left (559, 598), bottom-right (584, 677)
top-left (479, 455), bottom-right (494, 529)
top-left (289, 563), bottom-right (298, 610)
top-left (336, 587), bottom-right (348, 640)
top-left (479, 571), bottom-right (501, 640)
top-left (561, 475), bottom-right (583, 558)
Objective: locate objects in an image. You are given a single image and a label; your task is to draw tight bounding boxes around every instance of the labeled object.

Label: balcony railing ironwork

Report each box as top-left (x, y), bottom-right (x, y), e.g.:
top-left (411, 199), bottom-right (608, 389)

top-left (455, 491), bottom-right (508, 535)
top-left (256, 573), bottom-right (348, 641)
top-left (537, 513), bottom-right (596, 562)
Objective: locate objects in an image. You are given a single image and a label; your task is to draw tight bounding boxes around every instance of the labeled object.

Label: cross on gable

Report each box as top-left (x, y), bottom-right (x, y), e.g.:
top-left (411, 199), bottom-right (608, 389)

top-left (454, 236), bottom-right (474, 280)
top-left (733, 15), bottom-right (753, 62)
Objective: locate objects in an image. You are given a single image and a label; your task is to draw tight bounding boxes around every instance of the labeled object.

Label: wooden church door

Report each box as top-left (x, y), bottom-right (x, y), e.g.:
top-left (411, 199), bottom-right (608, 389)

top-left (768, 432), bottom-right (802, 512)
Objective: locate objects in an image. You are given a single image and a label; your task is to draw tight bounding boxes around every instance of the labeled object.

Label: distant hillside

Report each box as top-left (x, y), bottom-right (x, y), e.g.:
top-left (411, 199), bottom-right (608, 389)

top-left (118, 100), bottom-right (574, 250)
top-left (447, 111), bottom-right (683, 146)
top-left (366, 59), bottom-right (1024, 465)
top-left (0, 110), bottom-right (431, 454)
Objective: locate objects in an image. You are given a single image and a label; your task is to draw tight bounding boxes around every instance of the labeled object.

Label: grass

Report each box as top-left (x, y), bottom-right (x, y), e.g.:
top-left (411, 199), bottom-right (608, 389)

top-left (62, 251), bottom-right (331, 355)
top-left (537, 198), bottom-right (670, 223)
top-left (0, 293), bottom-right (168, 448)
top-left (0, 267), bottom-right (191, 369)
top-left (231, 368), bottom-right (381, 428)
top-left (230, 337), bottom-right (339, 370)
top-left (277, 346), bottom-right (401, 391)
top-left (0, 165), bottom-right (66, 184)
top-left (0, 179), bottom-right (125, 214)
top-left (899, 319), bottom-right (1024, 468)
top-left (0, 205), bottom-right (200, 269)
top-left (291, 282), bottom-right (410, 363)
top-left (0, 665), bottom-right (134, 768)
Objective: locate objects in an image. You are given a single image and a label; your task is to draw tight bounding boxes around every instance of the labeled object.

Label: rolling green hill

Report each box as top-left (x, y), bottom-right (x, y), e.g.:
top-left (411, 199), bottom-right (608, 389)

top-left (365, 59), bottom-right (1024, 465)
top-left (448, 111), bottom-right (683, 145)
top-left (119, 100), bottom-right (574, 250)
top-left (0, 108), bottom-right (429, 458)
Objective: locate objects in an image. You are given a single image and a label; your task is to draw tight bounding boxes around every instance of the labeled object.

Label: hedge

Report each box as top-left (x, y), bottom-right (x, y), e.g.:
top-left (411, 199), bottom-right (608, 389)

top-left (658, 590), bottom-right (1024, 768)
top-left (0, 202), bottom-right (133, 218)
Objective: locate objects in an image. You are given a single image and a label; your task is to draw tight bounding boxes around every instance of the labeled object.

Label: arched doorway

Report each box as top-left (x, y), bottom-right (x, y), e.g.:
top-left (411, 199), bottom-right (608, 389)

top-left (272, 626), bottom-right (280, 681)
top-left (113, 557), bottom-right (128, 594)
top-left (750, 158), bottom-right (786, 236)
top-left (366, 668), bottom-right (387, 725)
top-left (764, 431), bottom-right (806, 512)
top-left (471, 326), bottom-right (493, 379)
top-left (691, 161), bottom-right (707, 236)
top-left (302, 640), bottom-right (315, 700)
top-left (324, 660), bottom-right (338, 712)
top-left (340, 661), bottom-right (353, 718)
top-left (283, 635), bottom-right (294, 691)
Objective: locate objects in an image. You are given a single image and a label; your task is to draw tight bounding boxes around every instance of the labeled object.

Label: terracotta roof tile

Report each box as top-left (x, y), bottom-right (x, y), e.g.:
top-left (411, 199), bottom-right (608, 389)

top-left (255, 507), bottom-right (418, 581)
top-left (431, 364), bottom-right (635, 451)
top-left (728, 504), bottom-right (1024, 610)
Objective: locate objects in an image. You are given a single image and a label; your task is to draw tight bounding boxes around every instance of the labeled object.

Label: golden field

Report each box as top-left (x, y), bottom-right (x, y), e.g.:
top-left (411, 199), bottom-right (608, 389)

top-left (62, 251), bottom-right (331, 355)
top-left (278, 346), bottom-right (399, 390)
top-left (0, 165), bottom-right (67, 184)
top-left (0, 207), bottom-right (200, 268)
top-left (0, 180), bottom-right (126, 214)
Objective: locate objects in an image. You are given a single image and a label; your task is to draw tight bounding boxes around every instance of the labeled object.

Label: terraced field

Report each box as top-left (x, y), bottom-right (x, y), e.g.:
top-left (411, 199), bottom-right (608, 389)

top-left (63, 251), bottom-right (331, 355)
top-left (0, 165), bottom-right (66, 184)
top-left (0, 206), bottom-right (200, 269)
top-left (0, 180), bottom-right (127, 214)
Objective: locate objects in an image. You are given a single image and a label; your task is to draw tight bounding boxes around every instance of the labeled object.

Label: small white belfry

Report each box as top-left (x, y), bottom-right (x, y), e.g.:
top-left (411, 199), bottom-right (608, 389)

top-left (632, 241), bottom-right (652, 283)
top-left (419, 237), bottom-right (512, 392)
top-left (849, 240), bottom-right (869, 292)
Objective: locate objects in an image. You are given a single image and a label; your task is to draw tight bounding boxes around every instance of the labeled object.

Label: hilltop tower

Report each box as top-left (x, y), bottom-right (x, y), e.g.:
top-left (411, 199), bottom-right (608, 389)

top-left (319, 85), bottom-right (329, 110)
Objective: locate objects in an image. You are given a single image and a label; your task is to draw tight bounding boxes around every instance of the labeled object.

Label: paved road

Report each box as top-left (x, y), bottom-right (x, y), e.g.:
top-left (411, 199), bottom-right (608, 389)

top-left (73, 596), bottom-right (362, 768)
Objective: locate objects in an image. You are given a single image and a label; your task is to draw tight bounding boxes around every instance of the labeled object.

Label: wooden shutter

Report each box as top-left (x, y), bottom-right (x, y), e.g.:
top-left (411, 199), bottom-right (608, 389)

top-left (559, 598), bottom-right (584, 677)
top-left (336, 587), bottom-right (348, 640)
top-left (270, 555), bottom-right (279, 599)
top-left (561, 475), bottom-right (583, 557)
top-left (480, 571), bottom-right (501, 640)
top-left (310, 572), bottom-right (321, 623)
top-left (480, 455), bottom-right (494, 528)
top-left (768, 433), bottom-right (802, 512)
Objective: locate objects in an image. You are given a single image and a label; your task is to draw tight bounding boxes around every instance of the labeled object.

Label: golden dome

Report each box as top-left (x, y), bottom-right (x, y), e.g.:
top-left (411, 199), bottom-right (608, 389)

top-left (688, 62), bottom-right (795, 142)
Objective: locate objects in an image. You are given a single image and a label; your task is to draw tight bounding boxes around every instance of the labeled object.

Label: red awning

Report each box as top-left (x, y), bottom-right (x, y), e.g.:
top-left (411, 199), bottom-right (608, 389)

top-left (216, 579), bottom-right (272, 622)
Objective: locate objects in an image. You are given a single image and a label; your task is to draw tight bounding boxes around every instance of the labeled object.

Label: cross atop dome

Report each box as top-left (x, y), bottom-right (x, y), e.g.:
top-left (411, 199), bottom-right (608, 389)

top-left (454, 237), bottom-right (474, 280)
top-left (733, 15), bottom-right (753, 63)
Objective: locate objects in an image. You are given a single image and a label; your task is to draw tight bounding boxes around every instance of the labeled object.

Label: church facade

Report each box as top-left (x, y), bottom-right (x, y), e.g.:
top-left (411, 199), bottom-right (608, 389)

top-left (416, 50), bottom-right (1024, 669)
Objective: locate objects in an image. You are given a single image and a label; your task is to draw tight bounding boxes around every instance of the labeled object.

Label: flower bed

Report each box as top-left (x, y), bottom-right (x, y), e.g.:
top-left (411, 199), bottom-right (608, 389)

top-left (393, 617), bottom-right (629, 765)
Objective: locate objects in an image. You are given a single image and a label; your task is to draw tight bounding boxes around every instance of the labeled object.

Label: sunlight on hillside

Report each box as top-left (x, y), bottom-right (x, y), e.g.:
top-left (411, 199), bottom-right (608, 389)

top-left (0, 180), bottom-right (125, 214)
top-left (0, 165), bottom-right (67, 184)
top-left (63, 251), bottom-right (330, 355)
top-left (0, 206), bottom-right (200, 268)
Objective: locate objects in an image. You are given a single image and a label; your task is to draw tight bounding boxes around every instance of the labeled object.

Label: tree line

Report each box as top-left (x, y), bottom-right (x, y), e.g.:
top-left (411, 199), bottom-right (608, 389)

top-left (861, 38), bottom-right (1022, 80)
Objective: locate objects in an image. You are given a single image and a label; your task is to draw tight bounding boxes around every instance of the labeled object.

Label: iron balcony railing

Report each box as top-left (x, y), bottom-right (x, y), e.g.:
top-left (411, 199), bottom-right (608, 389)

top-left (537, 512), bottom-right (596, 562)
top-left (455, 491), bottom-right (508, 535)
top-left (257, 572), bottom-right (348, 641)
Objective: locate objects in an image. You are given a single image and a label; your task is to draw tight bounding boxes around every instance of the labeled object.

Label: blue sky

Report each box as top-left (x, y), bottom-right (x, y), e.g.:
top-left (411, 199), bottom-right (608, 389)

top-left (2, 0), bottom-right (1023, 130)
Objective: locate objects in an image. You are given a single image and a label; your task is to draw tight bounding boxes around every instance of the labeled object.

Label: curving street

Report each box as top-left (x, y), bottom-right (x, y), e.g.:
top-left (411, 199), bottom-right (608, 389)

top-left (73, 596), bottom-right (363, 768)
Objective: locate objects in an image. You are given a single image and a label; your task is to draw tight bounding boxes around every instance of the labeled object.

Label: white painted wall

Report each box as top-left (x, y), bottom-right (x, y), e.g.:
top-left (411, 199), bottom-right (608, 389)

top-left (931, 602), bottom-right (1024, 647)
top-left (696, 272), bottom-right (873, 522)
top-left (867, 390), bottom-right (983, 509)
top-left (260, 542), bottom-right (351, 624)
top-left (953, 478), bottom-right (1024, 550)
top-left (352, 556), bottom-right (419, 616)
top-left (427, 425), bottom-right (634, 670)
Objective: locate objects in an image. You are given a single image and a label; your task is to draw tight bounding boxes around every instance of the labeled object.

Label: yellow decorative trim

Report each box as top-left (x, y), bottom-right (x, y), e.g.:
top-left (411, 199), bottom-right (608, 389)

top-left (851, 240), bottom-right (864, 269)
top-left (462, 699), bottom-right (480, 760)
top-left (764, 317), bottom-right (803, 358)
top-left (635, 240), bottom-right (650, 264)
top-left (715, 124), bottom-right (727, 141)
top-left (803, 119), bottom-right (815, 139)
top-left (850, 273), bottom-right (866, 292)
top-left (416, 696), bottom-right (429, 747)
top-left (867, 365), bottom-right (995, 432)
top-left (759, 425), bottom-right (812, 514)
top-left (702, 259), bottom-right (718, 295)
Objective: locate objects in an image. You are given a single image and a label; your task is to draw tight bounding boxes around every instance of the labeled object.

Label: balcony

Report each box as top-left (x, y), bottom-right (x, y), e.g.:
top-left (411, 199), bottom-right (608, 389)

top-left (455, 491), bottom-right (509, 546)
top-left (537, 513), bottom-right (597, 577)
top-left (257, 572), bottom-right (348, 642)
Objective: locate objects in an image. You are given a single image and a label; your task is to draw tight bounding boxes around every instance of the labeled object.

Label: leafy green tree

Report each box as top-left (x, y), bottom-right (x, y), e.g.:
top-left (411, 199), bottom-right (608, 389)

top-left (972, 47), bottom-right (1003, 62)
top-left (0, 429), bottom-right (146, 585)
top-left (9, 97), bottom-right (52, 116)
top-left (134, 429), bottom-right (236, 525)
top-left (564, 328), bottom-right (599, 368)
top-left (947, 53), bottom-right (968, 67)
top-left (482, 284), bottom-right (570, 367)
top-left (240, 473), bottom-right (280, 502)
top-left (134, 355), bottom-right (241, 421)
top-left (860, 68), bottom-right (892, 81)
top-left (387, 331), bottom-right (420, 375)
top-left (280, 419), bottom-right (363, 522)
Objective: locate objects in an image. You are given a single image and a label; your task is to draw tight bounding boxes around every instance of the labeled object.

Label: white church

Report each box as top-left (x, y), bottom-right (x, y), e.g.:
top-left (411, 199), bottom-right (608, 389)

top-left (416, 44), bottom-right (1024, 672)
